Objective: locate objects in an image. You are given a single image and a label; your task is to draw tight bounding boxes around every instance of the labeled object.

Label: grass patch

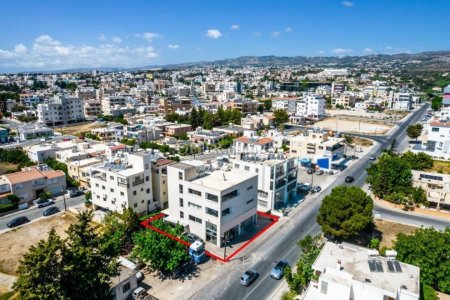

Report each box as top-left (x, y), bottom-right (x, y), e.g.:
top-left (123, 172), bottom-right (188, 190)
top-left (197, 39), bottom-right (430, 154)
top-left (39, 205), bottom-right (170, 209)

top-left (427, 160), bottom-right (450, 174)
top-left (0, 291), bottom-right (18, 300)
top-left (0, 163), bottom-right (18, 175)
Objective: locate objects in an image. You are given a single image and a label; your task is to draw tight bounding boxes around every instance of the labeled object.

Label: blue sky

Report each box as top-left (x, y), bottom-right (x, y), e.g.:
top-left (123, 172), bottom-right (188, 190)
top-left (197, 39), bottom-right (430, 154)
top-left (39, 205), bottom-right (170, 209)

top-left (0, 0), bottom-right (449, 71)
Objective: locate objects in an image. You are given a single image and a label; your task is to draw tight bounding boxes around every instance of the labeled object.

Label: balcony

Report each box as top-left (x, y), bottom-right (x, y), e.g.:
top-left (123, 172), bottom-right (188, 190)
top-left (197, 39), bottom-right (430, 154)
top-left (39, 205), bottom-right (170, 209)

top-left (132, 178), bottom-right (145, 187)
top-left (118, 181), bottom-right (129, 188)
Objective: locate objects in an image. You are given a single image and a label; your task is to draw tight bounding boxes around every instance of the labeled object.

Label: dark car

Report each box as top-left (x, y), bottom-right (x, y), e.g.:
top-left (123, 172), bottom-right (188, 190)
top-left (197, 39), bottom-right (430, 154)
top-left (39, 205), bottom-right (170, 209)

top-left (69, 190), bottom-right (84, 198)
top-left (270, 260), bottom-right (288, 279)
top-left (240, 270), bottom-right (259, 286)
top-left (7, 216), bottom-right (30, 228)
top-left (37, 199), bottom-right (54, 208)
top-left (311, 186), bottom-right (322, 193)
top-left (307, 168), bottom-right (315, 174)
top-left (345, 176), bottom-right (355, 183)
top-left (43, 206), bottom-right (60, 216)
top-left (369, 155), bottom-right (376, 161)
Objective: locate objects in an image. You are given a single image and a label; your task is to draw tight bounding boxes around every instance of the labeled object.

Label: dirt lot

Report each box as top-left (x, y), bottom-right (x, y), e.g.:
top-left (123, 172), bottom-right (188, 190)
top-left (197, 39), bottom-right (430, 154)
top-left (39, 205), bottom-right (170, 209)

top-left (0, 213), bottom-right (78, 276)
top-left (374, 219), bottom-right (417, 248)
top-left (353, 137), bottom-right (373, 147)
top-left (313, 117), bottom-right (392, 134)
top-left (427, 160), bottom-right (450, 175)
top-left (0, 163), bottom-right (18, 175)
top-left (55, 122), bottom-right (103, 136)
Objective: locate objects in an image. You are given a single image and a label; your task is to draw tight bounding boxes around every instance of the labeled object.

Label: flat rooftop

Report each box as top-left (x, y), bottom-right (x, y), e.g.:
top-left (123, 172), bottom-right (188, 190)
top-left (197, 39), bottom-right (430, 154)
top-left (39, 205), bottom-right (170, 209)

top-left (312, 242), bottom-right (420, 295)
top-left (191, 169), bottom-right (256, 191)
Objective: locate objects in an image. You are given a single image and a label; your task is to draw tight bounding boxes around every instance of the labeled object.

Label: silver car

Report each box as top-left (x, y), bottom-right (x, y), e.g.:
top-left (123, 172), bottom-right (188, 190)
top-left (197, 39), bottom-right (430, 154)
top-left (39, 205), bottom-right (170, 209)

top-left (240, 270), bottom-right (259, 286)
top-left (270, 260), bottom-right (288, 279)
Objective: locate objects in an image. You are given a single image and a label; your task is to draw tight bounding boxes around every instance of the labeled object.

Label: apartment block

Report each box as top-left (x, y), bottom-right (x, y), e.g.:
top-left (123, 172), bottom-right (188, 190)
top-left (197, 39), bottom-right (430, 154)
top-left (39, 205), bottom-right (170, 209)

top-left (0, 165), bottom-right (66, 203)
top-left (165, 124), bottom-right (192, 137)
top-left (333, 93), bottom-right (356, 107)
top-left (102, 96), bottom-right (127, 115)
top-left (166, 160), bottom-right (258, 247)
top-left (412, 119), bottom-right (450, 159)
top-left (233, 136), bottom-right (274, 153)
top-left (83, 99), bottom-right (102, 118)
top-left (89, 151), bottom-right (155, 214)
top-left (37, 95), bottom-right (85, 125)
top-left (272, 97), bottom-right (298, 113)
top-left (151, 159), bottom-right (176, 210)
top-left (296, 95), bottom-right (326, 120)
top-left (303, 242), bottom-right (420, 300)
top-left (230, 153), bottom-right (297, 212)
top-left (18, 123), bottom-right (54, 141)
top-left (412, 170), bottom-right (450, 211)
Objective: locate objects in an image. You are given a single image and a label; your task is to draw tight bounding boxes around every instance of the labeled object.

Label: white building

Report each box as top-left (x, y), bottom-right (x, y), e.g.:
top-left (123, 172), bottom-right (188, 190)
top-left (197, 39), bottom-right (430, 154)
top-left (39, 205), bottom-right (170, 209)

top-left (230, 153), bottom-right (297, 212)
top-left (166, 160), bottom-right (258, 248)
top-left (272, 97), bottom-right (298, 113)
top-left (233, 136), bottom-right (274, 153)
top-left (296, 95), bottom-right (326, 120)
top-left (412, 119), bottom-right (450, 159)
top-left (303, 242), bottom-right (420, 300)
top-left (18, 123), bottom-right (54, 141)
top-left (89, 151), bottom-right (156, 214)
top-left (389, 92), bottom-right (412, 110)
top-left (37, 95), bottom-right (85, 125)
top-left (102, 96), bottom-right (127, 116)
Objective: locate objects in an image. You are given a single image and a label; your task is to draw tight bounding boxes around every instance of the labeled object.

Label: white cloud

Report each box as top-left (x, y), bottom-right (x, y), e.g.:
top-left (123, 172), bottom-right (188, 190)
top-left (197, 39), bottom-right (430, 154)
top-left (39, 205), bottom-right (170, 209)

top-left (331, 48), bottom-right (353, 54)
top-left (285, 27), bottom-right (293, 32)
top-left (206, 29), bottom-right (222, 39)
top-left (342, 1), bottom-right (354, 7)
top-left (363, 48), bottom-right (374, 53)
top-left (141, 32), bottom-right (162, 42)
top-left (98, 34), bottom-right (106, 41)
top-left (0, 35), bottom-right (159, 70)
top-left (168, 44), bottom-right (180, 49)
top-left (271, 31), bottom-right (281, 38)
top-left (111, 36), bottom-right (122, 43)
top-left (230, 24), bottom-right (240, 30)
top-left (253, 32), bottom-right (262, 37)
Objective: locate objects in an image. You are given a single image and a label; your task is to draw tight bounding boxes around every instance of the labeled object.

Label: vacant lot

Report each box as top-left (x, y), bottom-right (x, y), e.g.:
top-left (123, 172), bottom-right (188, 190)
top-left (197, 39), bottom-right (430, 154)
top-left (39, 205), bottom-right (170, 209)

top-left (353, 137), bottom-right (373, 147)
top-left (0, 163), bottom-right (18, 175)
top-left (427, 160), bottom-right (450, 175)
top-left (0, 213), bottom-right (78, 276)
top-left (313, 117), bottom-right (392, 134)
top-left (374, 219), bottom-right (417, 248)
top-left (55, 122), bottom-right (103, 136)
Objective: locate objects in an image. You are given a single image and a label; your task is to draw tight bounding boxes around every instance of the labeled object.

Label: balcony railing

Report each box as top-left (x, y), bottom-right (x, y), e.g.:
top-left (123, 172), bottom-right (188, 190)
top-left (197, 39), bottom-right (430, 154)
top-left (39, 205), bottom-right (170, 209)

top-left (132, 178), bottom-right (145, 187)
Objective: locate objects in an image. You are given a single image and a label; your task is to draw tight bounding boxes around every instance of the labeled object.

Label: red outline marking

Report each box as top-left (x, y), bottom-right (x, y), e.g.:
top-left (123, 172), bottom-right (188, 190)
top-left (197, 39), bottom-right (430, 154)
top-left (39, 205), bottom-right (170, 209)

top-left (140, 211), bottom-right (279, 263)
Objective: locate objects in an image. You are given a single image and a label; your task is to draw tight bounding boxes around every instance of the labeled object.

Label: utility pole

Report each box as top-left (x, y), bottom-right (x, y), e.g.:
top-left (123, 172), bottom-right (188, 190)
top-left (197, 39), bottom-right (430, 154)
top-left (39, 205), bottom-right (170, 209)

top-left (62, 188), bottom-right (67, 212)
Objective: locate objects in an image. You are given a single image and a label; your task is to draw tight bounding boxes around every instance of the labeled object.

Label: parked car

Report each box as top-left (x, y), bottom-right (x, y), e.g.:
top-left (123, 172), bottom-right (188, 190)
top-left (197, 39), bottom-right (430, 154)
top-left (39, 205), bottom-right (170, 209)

top-left (298, 183), bottom-right (311, 192)
top-left (69, 190), bottom-right (84, 197)
top-left (240, 269), bottom-right (259, 286)
top-left (37, 199), bottom-right (54, 208)
top-left (345, 176), bottom-right (355, 183)
top-left (307, 168), bottom-right (315, 174)
top-left (315, 169), bottom-right (324, 175)
top-left (311, 186), bottom-right (322, 193)
top-left (7, 216), bottom-right (30, 228)
top-left (182, 232), bottom-right (203, 244)
top-left (369, 155), bottom-right (376, 161)
top-left (43, 206), bottom-right (60, 216)
top-left (270, 260), bottom-right (288, 279)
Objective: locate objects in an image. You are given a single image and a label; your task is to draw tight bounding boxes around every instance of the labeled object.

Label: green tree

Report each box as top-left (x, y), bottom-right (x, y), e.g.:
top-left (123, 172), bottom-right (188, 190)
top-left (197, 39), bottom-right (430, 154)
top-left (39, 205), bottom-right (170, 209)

top-left (132, 219), bottom-right (189, 273)
top-left (422, 284), bottom-right (438, 300)
top-left (366, 154), bottom-right (412, 199)
top-left (273, 109), bottom-right (289, 126)
top-left (394, 227), bottom-right (450, 294)
top-left (102, 207), bottom-right (140, 256)
top-left (406, 124), bottom-right (423, 141)
top-left (431, 96), bottom-right (442, 111)
top-left (343, 135), bottom-right (354, 156)
top-left (317, 186), bottom-right (373, 238)
top-left (14, 229), bottom-right (65, 299)
top-left (401, 151), bottom-right (433, 170)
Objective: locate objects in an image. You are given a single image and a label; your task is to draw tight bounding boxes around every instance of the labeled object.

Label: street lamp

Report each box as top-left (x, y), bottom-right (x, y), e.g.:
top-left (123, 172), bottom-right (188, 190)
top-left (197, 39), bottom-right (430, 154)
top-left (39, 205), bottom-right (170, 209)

top-left (61, 188), bottom-right (67, 212)
top-left (222, 232), bottom-right (230, 260)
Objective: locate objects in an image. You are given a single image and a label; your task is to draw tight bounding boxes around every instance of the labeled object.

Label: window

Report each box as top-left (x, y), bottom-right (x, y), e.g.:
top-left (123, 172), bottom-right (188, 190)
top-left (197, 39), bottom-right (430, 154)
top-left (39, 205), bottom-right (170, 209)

top-left (180, 211), bottom-right (184, 218)
top-left (179, 184), bottom-right (184, 193)
top-left (188, 188), bottom-right (202, 196)
top-left (179, 172), bottom-right (183, 180)
top-left (222, 189), bottom-right (238, 202)
top-left (246, 199), bottom-right (254, 204)
top-left (189, 215), bottom-right (202, 224)
top-left (120, 191), bottom-right (124, 196)
top-left (141, 187), bottom-right (144, 191)
top-left (133, 190), bottom-right (137, 196)
top-left (102, 186), bottom-right (105, 190)
top-left (234, 163), bottom-right (240, 169)
top-left (133, 203), bottom-right (137, 208)
top-left (141, 200), bottom-right (144, 203)
top-left (320, 281), bottom-right (328, 294)
top-left (258, 199), bottom-right (268, 207)
top-left (95, 183), bottom-right (99, 187)
top-left (188, 202), bottom-right (201, 210)
top-left (205, 207), bottom-right (218, 217)
top-left (222, 207), bottom-right (231, 216)
top-left (255, 168), bottom-right (259, 173)
top-left (146, 188), bottom-right (151, 194)
top-left (244, 166), bottom-right (250, 171)
top-left (179, 198), bottom-right (184, 207)
top-left (247, 185), bottom-right (253, 191)
top-left (206, 193), bottom-right (218, 202)
top-left (110, 188), bottom-right (114, 192)
top-left (431, 127), bottom-right (439, 132)
top-left (145, 176), bottom-right (150, 182)
top-left (123, 282), bottom-right (131, 293)
top-left (110, 176), bottom-right (115, 180)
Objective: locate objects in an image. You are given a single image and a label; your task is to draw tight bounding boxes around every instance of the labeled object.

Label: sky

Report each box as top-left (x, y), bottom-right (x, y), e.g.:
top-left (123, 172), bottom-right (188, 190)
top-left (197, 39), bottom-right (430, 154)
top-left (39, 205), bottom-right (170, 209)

top-left (0, 0), bottom-right (449, 72)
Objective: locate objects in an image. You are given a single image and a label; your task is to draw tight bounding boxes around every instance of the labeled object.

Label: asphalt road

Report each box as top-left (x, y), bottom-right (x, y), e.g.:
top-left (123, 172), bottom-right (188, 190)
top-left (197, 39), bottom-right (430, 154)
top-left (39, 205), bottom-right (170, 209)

top-left (0, 195), bottom-right (84, 230)
top-left (197, 103), bottom-right (450, 300)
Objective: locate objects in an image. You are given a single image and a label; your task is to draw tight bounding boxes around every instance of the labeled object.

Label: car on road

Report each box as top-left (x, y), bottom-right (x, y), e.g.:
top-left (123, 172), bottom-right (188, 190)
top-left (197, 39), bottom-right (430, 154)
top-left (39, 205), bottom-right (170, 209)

top-left (69, 190), bottom-right (84, 197)
top-left (240, 269), bottom-right (259, 286)
top-left (7, 216), bottom-right (30, 228)
top-left (315, 169), bottom-right (324, 175)
top-left (345, 176), bottom-right (355, 183)
top-left (270, 260), bottom-right (288, 279)
top-left (369, 155), bottom-right (376, 161)
top-left (37, 199), bottom-right (55, 208)
top-left (43, 206), bottom-right (60, 216)
top-left (311, 186), bottom-right (322, 193)
top-left (306, 168), bottom-right (315, 174)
